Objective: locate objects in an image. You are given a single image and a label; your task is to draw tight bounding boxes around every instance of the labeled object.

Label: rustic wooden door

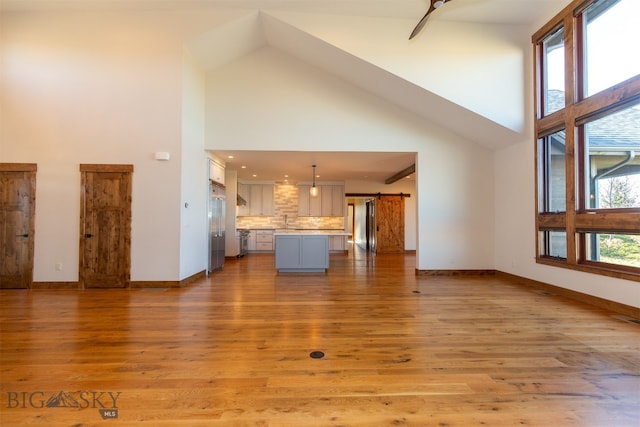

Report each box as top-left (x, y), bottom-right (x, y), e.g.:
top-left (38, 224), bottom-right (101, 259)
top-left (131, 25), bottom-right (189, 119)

top-left (375, 195), bottom-right (405, 254)
top-left (0, 164), bottom-right (36, 289)
top-left (80, 165), bottom-right (132, 288)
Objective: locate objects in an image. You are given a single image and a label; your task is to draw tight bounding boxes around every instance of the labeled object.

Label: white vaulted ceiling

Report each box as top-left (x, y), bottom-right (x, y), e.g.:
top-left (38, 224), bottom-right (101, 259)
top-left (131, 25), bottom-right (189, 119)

top-left (179, 0), bottom-right (565, 150)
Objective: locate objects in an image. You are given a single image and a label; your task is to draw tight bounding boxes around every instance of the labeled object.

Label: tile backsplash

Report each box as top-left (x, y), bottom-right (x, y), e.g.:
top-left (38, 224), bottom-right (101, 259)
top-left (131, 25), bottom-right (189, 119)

top-left (236, 184), bottom-right (345, 230)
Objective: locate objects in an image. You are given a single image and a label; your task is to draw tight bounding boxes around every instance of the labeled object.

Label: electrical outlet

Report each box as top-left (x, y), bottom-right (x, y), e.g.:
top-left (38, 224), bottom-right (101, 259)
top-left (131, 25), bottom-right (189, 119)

top-left (55, 262), bottom-right (63, 271)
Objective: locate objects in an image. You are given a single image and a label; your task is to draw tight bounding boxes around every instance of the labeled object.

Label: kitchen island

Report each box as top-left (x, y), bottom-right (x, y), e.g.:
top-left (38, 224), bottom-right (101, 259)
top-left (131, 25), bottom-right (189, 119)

top-left (274, 230), bottom-right (350, 273)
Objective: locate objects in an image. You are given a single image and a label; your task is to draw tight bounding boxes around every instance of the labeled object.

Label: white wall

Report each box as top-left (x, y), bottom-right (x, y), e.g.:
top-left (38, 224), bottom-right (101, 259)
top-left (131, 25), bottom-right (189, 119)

top-left (416, 141), bottom-right (495, 269)
top-left (1, 9), bottom-right (230, 282)
top-left (205, 46), bottom-right (495, 269)
top-left (180, 50), bottom-right (209, 280)
top-left (224, 169), bottom-right (239, 257)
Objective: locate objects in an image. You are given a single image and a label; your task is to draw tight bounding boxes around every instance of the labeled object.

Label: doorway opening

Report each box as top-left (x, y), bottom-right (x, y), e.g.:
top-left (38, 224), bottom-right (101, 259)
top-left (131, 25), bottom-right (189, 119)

top-left (347, 194), bottom-right (407, 254)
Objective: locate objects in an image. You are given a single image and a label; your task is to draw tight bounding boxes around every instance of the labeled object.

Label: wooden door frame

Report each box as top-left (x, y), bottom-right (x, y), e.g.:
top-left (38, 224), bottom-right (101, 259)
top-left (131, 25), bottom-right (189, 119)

top-left (0, 163), bottom-right (37, 288)
top-left (79, 164), bottom-right (133, 288)
top-left (365, 199), bottom-right (374, 252)
top-left (347, 203), bottom-right (355, 241)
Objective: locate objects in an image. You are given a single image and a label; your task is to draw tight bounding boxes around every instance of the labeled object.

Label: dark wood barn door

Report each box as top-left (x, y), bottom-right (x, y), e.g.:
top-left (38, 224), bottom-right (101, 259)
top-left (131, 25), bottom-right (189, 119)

top-left (0, 164), bottom-right (36, 288)
top-left (80, 164), bottom-right (132, 288)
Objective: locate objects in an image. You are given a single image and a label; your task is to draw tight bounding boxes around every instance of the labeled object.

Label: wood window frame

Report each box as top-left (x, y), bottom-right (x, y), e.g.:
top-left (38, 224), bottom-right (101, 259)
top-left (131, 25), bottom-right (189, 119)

top-left (533, 0), bottom-right (640, 281)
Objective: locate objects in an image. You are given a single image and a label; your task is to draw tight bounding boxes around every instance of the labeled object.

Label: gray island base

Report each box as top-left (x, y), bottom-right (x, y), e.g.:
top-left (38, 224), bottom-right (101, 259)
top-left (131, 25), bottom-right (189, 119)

top-left (274, 230), bottom-right (350, 273)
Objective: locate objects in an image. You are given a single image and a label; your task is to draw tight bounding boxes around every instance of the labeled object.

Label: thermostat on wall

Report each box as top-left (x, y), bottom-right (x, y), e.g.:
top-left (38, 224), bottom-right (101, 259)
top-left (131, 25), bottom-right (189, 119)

top-left (155, 151), bottom-right (170, 161)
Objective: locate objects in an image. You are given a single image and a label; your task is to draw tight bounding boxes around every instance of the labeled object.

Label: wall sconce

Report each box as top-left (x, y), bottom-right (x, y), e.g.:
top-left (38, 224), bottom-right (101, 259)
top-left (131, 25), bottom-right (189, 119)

top-left (310, 164), bottom-right (319, 197)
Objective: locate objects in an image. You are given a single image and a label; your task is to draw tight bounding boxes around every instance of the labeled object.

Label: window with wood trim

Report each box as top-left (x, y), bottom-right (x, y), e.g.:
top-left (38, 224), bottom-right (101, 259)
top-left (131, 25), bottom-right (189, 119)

top-left (533, 0), bottom-right (640, 280)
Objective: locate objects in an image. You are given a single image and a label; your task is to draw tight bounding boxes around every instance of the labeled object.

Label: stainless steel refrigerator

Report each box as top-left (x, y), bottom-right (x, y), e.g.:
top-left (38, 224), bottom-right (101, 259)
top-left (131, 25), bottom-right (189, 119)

top-left (208, 181), bottom-right (226, 272)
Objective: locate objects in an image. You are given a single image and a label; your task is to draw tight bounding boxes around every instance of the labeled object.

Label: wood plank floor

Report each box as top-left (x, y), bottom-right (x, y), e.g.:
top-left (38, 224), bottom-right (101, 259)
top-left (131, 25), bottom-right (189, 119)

top-left (1, 247), bottom-right (639, 426)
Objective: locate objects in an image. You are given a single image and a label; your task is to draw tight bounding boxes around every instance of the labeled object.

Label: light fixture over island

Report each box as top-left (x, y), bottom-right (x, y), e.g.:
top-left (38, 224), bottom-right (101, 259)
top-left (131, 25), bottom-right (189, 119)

top-left (274, 230), bottom-right (351, 273)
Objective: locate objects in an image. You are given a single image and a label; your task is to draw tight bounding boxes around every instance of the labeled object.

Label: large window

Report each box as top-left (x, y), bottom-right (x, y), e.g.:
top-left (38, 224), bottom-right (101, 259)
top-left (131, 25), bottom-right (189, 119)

top-left (533, 0), bottom-right (640, 280)
top-left (582, 0), bottom-right (640, 97)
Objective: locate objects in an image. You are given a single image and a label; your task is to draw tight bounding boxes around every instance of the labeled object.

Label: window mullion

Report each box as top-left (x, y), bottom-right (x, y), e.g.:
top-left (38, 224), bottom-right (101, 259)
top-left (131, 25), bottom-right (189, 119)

top-left (564, 13), bottom-right (578, 264)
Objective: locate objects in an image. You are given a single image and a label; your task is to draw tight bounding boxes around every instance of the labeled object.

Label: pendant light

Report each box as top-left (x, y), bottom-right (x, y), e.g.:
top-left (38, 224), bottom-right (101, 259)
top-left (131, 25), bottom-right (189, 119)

top-left (310, 165), bottom-right (319, 197)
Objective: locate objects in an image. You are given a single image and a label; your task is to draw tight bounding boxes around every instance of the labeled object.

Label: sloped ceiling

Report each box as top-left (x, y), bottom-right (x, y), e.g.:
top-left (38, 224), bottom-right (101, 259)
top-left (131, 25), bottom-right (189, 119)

top-left (256, 11), bottom-right (525, 149)
top-left (182, 1), bottom-right (565, 151)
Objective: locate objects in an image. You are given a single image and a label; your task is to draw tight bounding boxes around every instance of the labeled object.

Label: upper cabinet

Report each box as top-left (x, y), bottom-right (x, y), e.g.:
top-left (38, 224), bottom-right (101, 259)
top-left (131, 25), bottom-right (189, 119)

top-left (298, 183), bottom-right (344, 217)
top-left (298, 185), bottom-right (310, 216)
top-left (249, 184), bottom-right (274, 216)
top-left (237, 182), bottom-right (274, 217)
top-left (321, 185), bottom-right (344, 217)
top-left (209, 159), bottom-right (225, 185)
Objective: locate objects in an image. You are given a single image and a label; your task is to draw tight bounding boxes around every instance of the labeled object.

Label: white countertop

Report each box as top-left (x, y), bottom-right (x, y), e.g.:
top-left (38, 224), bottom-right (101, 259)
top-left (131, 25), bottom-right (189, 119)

top-left (273, 229), bottom-right (350, 236)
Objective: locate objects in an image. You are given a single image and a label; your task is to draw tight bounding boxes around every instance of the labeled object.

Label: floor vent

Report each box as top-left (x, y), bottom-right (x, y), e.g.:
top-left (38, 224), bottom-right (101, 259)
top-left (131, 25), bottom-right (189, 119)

top-left (612, 315), bottom-right (640, 325)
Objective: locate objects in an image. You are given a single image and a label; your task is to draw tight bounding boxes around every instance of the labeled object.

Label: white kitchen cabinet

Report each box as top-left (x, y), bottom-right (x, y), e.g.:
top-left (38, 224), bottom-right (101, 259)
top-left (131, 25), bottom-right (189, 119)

top-left (298, 184), bottom-right (321, 216)
top-left (257, 184), bottom-right (275, 216)
top-left (298, 183), bottom-right (343, 217)
top-left (247, 230), bottom-right (274, 252)
top-left (321, 185), bottom-right (344, 217)
top-left (332, 185), bottom-right (344, 216)
top-left (238, 183), bottom-right (274, 217)
top-left (255, 229), bottom-right (274, 252)
top-left (249, 185), bottom-right (263, 216)
top-left (298, 185), bottom-right (310, 216)
top-left (329, 235), bottom-right (345, 252)
top-left (209, 159), bottom-right (225, 185)
top-left (309, 187), bottom-right (322, 216)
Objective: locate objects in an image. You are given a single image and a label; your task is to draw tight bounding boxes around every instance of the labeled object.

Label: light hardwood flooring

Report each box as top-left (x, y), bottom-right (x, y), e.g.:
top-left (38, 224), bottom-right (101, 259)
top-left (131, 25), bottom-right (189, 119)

top-left (1, 247), bottom-right (639, 426)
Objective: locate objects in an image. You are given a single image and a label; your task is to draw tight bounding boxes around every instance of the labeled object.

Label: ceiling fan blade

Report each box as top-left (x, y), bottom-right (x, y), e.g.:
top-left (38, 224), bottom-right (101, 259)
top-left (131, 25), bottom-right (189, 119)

top-left (409, 10), bottom-right (432, 40)
top-left (409, 0), bottom-right (450, 40)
